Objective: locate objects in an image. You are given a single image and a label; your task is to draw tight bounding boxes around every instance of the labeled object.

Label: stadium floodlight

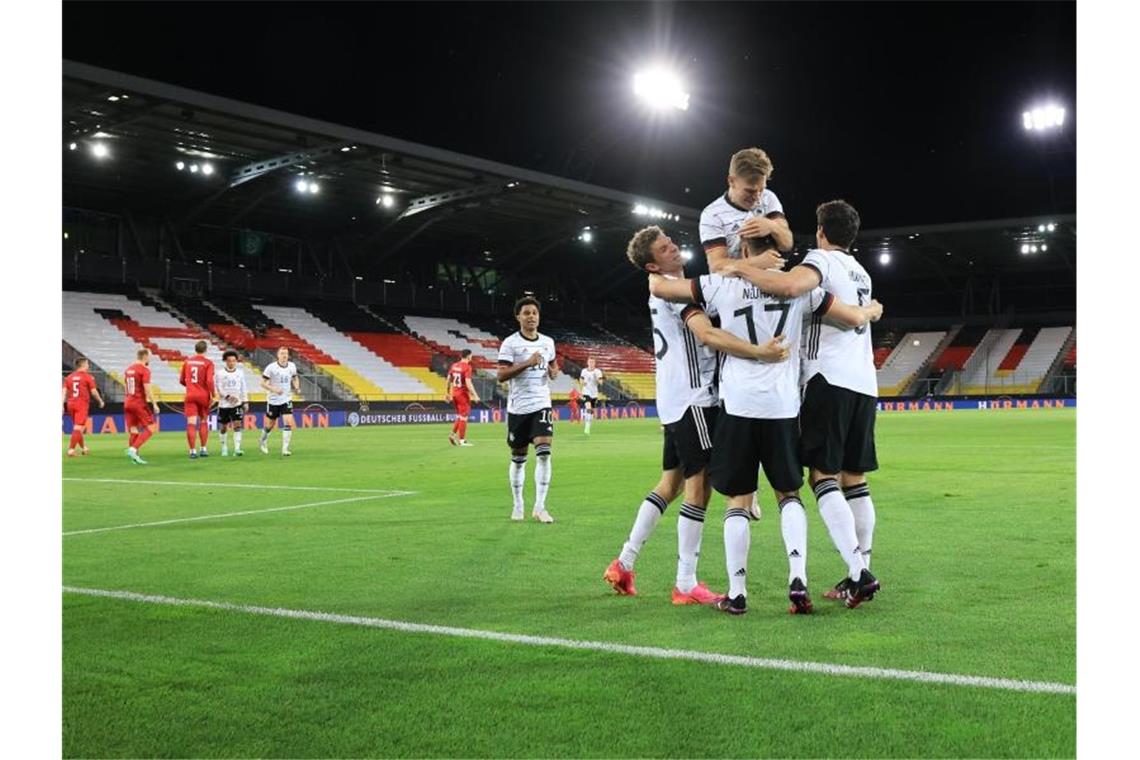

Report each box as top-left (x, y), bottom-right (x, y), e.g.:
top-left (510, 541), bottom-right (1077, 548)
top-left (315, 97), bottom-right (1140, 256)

top-left (1021, 244), bottom-right (1030, 254)
top-left (309, 182), bottom-right (320, 194)
top-left (68, 142), bottom-right (77, 151)
top-left (201, 163), bottom-right (214, 176)
top-left (295, 179), bottom-right (310, 193)
top-left (913, 339), bottom-right (921, 347)
top-left (175, 161), bottom-right (185, 171)
top-left (90, 142), bottom-right (109, 159)
top-left (633, 67), bottom-right (690, 111)
top-left (1030, 245), bottom-right (1038, 253)
top-left (580, 231), bottom-right (593, 243)
top-left (1047, 222), bottom-right (1056, 232)
top-left (1042, 244), bottom-right (1048, 251)
top-left (879, 253), bottom-right (891, 265)
top-left (107, 95), bottom-right (120, 102)
top-left (378, 194), bottom-right (396, 208)
top-left (680, 247), bottom-right (693, 262)
top-left (190, 164), bottom-right (200, 173)
top-left (1022, 104), bottom-right (1066, 132)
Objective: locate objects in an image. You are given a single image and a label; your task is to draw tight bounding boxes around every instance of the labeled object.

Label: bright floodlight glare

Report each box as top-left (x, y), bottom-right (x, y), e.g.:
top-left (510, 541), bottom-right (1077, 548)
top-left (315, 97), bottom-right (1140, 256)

top-left (309, 183), bottom-right (320, 194)
top-left (68, 142), bottom-right (77, 151)
top-left (1047, 223), bottom-right (1056, 232)
top-left (1038, 224), bottom-right (1046, 232)
top-left (1042, 244), bottom-right (1048, 251)
top-left (912, 339), bottom-right (920, 347)
top-left (633, 68), bottom-right (690, 111)
top-left (1030, 245), bottom-right (1038, 253)
top-left (879, 253), bottom-right (891, 265)
top-left (201, 163), bottom-right (214, 176)
top-left (90, 142), bottom-right (109, 159)
top-left (190, 164), bottom-right (200, 173)
top-left (1021, 244), bottom-right (1030, 254)
top-left (295, 179), bottom-right (309, 193)
top-left (379, 194), bottom-right (395, 208)
top-left (1023, 104), bottom-right (1066, 131)
top-left (175, 161), bottom-right (185, 170)
top-left (681, 248), bottom-right (693, 262)
top-left (581, 231), bottom-right (593, 243)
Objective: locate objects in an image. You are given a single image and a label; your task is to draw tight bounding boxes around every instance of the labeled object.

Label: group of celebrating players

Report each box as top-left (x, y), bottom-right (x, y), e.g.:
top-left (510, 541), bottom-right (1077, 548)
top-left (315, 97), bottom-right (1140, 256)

top-left (63, 344), bottom-right (303, 464)
top-left (498, 147), bottom-right (885, 615)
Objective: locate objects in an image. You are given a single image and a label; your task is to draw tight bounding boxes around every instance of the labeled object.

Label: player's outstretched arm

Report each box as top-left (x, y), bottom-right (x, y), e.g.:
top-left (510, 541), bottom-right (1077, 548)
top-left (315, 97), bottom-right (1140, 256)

top-left (647, 274), bottom-right (698, 303)
top-left (722, 260), bottom-right (820, 299)
top-left (823, 297), bottom-right (883, 329)
top-left (684, 312), bottom-right (789, 363)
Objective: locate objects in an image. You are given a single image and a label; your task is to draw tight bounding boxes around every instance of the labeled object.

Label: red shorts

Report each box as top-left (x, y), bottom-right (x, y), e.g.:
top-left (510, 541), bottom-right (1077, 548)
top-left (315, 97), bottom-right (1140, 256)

top-left (184, 394), bottom-right (210, 419)
top-left (124, 401), bottom-right (155, 429)
top-left (66, 402), bottom-right (90, 427)
top-left (452, 396), bottom-right (471, 417)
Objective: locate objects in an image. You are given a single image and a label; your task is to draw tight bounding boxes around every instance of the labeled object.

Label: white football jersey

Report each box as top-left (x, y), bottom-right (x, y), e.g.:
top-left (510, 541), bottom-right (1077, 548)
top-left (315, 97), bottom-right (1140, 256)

top-left (262, 361), bottom-right (298, 406)
top-left (580, 368), bottom-right (603, 396)
top-left (696, 273), bottom-right (830, 419)
top-left (215, 365), bottom-right (249, 408)
top-left (800, 248), bottom-right (878, 398)
top-left (699, 189), bottom-right (785, 260)
top-left (650, 279), bottom-right (718, 425)
top-left (498, 332), bottom-right (556, 415)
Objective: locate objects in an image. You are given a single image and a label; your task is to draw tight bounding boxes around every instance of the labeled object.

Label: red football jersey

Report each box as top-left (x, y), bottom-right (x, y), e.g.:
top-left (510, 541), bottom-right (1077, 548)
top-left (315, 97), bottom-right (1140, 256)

top-left (448, 361), bottom-right (472, 397)
top-left (180, 355), bottom-right (215, 396)
top-left (124, 362), bottom-right (151, 405)
top-left (63, 370), bottom-right (96, 407)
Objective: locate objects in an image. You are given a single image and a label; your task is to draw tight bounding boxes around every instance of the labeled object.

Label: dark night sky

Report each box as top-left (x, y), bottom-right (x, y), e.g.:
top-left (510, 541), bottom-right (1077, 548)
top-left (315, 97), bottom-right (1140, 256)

top-left (63, 1), bottom-right (1075, 230)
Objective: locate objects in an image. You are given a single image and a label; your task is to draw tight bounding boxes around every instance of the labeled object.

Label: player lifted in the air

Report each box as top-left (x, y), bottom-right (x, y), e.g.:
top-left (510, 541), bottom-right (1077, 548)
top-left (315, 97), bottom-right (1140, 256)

top-left (179, 340), bottom-right (216, 459)
top-left (650, 249), bottom-right (881, 615)
top-left (259, 346), bottom-right (300, 457)
top-left (605, 226), bottom-right (790, 604)
top-left (722, 200), bottom-right (883, 608)
top-left (63, 356), bottom-right (105, 457)
top-left (578, 357), bottom-right (603, 436)
top-left (215, 349), bottom-right (249, 457)
top-left (123, 348), bottom-right (160, 465)
top-left (497, 296), bottom-right (559, 523)
top-left (447, 349), bottom-right (481, 447)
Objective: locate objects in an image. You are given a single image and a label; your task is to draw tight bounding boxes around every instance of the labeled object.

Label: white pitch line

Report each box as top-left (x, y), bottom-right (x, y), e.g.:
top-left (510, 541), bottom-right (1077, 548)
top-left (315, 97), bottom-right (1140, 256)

top-left (63, 492), bottom-right (413, 536)
top-left (63, 477), bottom-right (406, 495)
top-left (62, 586), bottom-right (1075, 696)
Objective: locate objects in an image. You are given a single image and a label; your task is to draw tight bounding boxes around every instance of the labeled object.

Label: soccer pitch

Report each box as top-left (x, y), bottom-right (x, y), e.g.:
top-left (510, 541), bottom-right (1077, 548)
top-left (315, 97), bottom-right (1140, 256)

top-left (62, 410), bottom-right (1075, 758)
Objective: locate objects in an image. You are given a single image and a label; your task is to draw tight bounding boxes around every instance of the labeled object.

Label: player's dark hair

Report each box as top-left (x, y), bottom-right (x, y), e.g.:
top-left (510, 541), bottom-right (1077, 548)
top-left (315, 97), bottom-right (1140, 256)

top-left (461, 349), bottom-right (472, 359)
top-left (136, 348), bottom-right (149, 360)
top-left (626, 226), bottom-right (662, 271)
top-left (74, 356), bottom-right (88, 369)
top-left (514, 296), bottom-right (540, 315)
top-left (222, 349), bottom-right (238, 361)
top-left (194, 340), bottom-right (208, 354)
top-left (816, 200), bottom-right (861, 249)
top-left (277, 346), bottom-right (291, 356)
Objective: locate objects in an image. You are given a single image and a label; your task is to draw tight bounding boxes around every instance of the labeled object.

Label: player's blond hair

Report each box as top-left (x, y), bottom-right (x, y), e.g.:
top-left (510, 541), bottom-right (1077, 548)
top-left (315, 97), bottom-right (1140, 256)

top-left (136, 348), bottom-right (149, 360)
top-left (626, 225), bottom-right (663, 271)
top-left (729, 148), bottom-right (774, 181)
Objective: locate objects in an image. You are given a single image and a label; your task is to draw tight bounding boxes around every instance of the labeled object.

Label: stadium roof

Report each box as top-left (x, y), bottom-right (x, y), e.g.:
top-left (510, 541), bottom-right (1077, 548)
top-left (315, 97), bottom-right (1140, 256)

top-left (63, 60), bottom-right (700, 280)
top-left (63, 61), bottom-right (1075, 314)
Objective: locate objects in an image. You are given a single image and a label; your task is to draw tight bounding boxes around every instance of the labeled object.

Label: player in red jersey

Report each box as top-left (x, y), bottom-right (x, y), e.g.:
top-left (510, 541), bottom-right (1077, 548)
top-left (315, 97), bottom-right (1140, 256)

top-left (446, 349), bottom-right (481, 447)
top-left (568, 387), bottom-right (581, 423)
top-left (62, 357), bottom-right (105, 457)
top-left (179, 340), bottom-right (217, 459)
top-left (123, 348), bottom-right (161, 465)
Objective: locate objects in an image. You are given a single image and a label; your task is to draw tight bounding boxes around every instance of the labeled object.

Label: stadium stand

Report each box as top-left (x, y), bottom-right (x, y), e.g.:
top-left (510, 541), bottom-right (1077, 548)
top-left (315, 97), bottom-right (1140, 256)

top-left (252, 305), bottom-right (436, 400)
top-left (875, 331), bottom-right (949, 396)
top-left (955, 326), bottom-right (1073, 394)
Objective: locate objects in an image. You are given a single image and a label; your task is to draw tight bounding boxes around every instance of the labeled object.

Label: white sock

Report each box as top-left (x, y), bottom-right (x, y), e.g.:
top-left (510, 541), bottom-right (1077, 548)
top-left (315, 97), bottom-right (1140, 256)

top-left (509, 454), bottom-right (526, 509)
top-left (724, 508), bottom-right (751, 598)
top-left (676, 502), bottom-right (707, 593)
top-left (779, 496), bottom-right (808, 584)
top-left (584, 411), bottom-right (591, 433)
top-left (813, 479), bottom-right (865, 580)
top-left (234, 430), bottom-right (243, 451)
top-left (534, 445), bottom-right (551, 512)
top-left (844, 483), bottom-right (876, 569)
top-left (260, 428), bottom-right (270, 443)
top-left (281, 428), bottom-right (292, 451)
top-left (619, 492), bottom-right (668, 570)
top-left (220, 431), bottom-right (229, 452)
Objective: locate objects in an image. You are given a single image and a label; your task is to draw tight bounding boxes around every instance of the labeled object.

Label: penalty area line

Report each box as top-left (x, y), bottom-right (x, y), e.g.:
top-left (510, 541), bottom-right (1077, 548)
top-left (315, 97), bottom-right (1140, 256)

top-left (63, 492), bottom-right (415, 536)
top-left (62, 586), bottom-right (1076, 696)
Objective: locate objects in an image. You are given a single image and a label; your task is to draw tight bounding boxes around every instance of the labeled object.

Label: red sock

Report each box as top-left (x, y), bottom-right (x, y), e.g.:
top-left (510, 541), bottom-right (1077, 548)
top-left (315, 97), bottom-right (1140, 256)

top-left (458, 418), bottom-right (468, 440)
top-left (186, 423), bottom-right (197, 449)
top-left (128, 432), bottom-right (138, 448)
top-left (452, 418), bottom-right (460, 434)
top-left (198, 421), bottom-right (209, 447)
top-left (69, 430), bottom-right (83, 449)
top-left (135, 428), bottom-right (153, 450)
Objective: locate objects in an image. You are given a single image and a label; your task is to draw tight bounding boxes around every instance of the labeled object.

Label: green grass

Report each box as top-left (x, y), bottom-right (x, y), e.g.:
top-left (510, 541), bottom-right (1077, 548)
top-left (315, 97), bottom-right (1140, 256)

top-left (63, 410), bottom-right (1076, 758)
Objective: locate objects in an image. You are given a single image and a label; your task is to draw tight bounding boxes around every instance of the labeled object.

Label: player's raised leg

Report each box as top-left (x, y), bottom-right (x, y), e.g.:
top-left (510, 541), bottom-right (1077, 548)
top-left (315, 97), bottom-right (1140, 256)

top-left (605, 468), bottom-right (682, 595)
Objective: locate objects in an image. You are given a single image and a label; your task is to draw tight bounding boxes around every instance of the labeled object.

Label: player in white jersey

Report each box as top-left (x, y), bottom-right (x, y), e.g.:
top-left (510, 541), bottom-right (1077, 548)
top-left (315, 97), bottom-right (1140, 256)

top-left (700, 148), bottom-right (794, 278)
top-left (650, 248), bottom-right (880, 615)
top-left (215, 349), bottom-right (249, 457)
top-left (578, 358), bottom-right (604, 435)
top-left (497, 296), bottom-right (560, 523)
top-left (724, 200), bottom-right (884, 607)
top-left (258, 346), bottom-right (300, 456)
top-left (604, 226), bottom-right (790, 604)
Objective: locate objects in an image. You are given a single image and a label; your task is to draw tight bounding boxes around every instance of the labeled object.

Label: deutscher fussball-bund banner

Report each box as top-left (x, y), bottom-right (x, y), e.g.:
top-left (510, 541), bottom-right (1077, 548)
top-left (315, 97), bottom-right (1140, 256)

top-left (62, 397), bottom-right (1074, 434)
